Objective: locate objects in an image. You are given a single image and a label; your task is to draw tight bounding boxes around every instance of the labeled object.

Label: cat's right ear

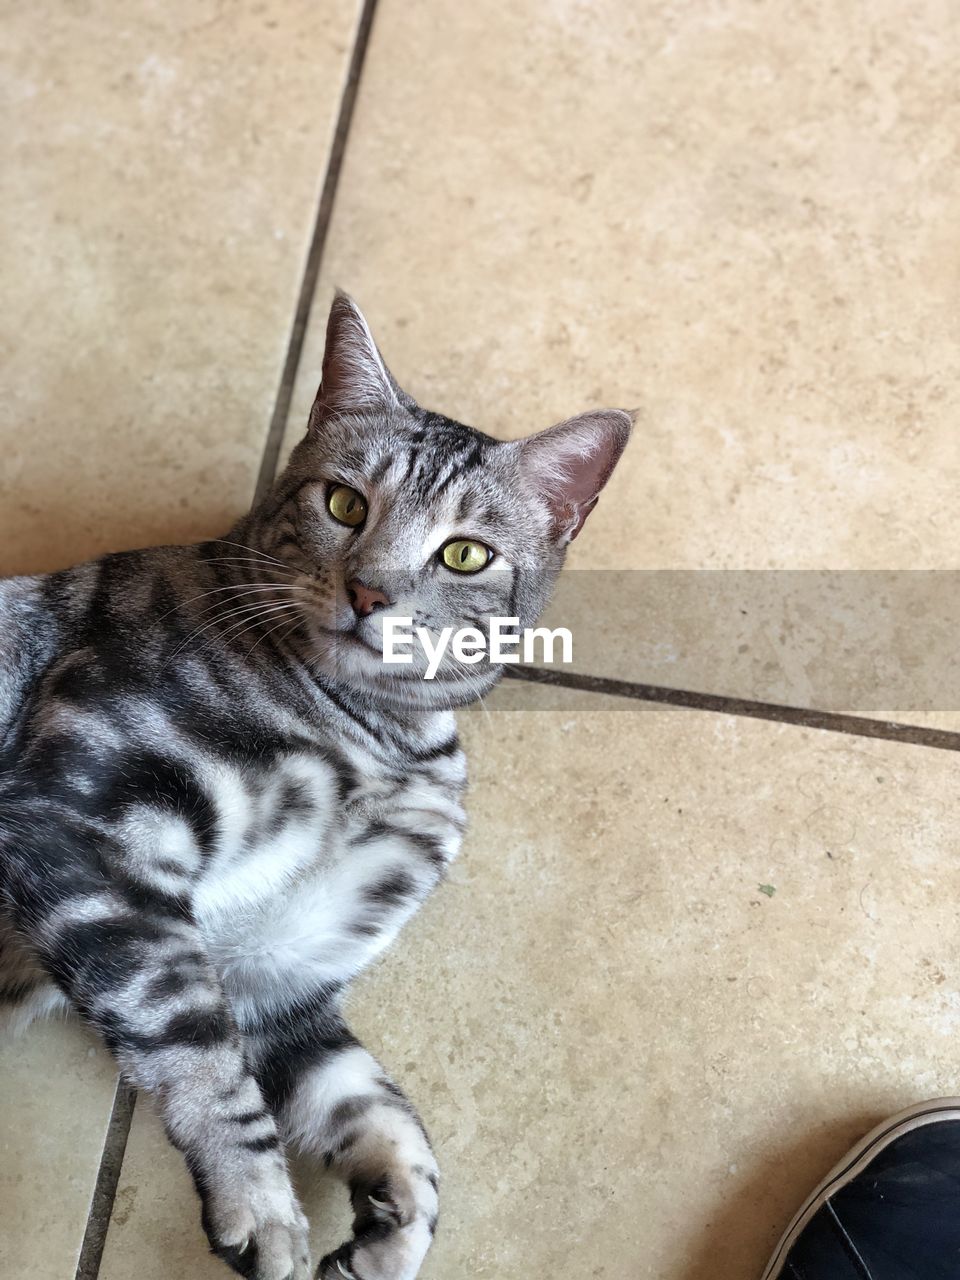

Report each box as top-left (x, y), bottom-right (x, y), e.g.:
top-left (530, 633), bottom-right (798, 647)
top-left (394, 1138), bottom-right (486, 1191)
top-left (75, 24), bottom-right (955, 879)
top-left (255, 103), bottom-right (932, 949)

top-left (310, 292), bottom-right (414, 425)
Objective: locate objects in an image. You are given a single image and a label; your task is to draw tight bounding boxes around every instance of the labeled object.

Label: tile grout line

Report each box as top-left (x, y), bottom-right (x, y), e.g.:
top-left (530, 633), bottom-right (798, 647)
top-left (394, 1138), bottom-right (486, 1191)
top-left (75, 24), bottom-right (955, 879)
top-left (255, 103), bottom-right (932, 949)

top-left (253, 0), bottom-right (381, 505)
top-left (502, 665), bottom-right (960, 753)
top-left (73, 1080), bottom-right (136, 1280)
top-left (70, 6), bottom-right (381, 1274)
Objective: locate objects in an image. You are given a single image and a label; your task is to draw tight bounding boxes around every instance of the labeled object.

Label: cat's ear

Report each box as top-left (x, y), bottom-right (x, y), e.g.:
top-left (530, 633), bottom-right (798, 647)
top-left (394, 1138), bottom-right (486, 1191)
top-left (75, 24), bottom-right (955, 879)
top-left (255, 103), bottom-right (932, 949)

top-left (311, 291), bottom-right (414, 422)
top-left (517, 409), bottom-right (633, 543)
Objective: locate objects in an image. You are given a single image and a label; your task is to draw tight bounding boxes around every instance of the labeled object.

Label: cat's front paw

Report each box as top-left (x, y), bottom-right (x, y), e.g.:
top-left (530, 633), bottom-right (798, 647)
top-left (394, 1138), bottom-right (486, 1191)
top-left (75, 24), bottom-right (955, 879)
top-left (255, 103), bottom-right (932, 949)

top-left (213, 1220), bottom-right (311, 1280)
top-left (316, 1220), bottom-right (432, 1280)
top-left (203, 1167), bottom-right (311, 1280)
top-left (316, 1175), bottom-right (437, 1280)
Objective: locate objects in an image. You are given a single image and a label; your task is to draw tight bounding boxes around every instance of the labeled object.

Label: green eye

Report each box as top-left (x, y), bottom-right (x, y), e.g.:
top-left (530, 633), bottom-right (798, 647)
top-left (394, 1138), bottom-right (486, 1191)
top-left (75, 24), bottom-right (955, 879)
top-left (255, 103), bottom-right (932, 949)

top-left (441, 539), bottom-right (492, 574)
top-left (328, 484), bottom-right (367, 527)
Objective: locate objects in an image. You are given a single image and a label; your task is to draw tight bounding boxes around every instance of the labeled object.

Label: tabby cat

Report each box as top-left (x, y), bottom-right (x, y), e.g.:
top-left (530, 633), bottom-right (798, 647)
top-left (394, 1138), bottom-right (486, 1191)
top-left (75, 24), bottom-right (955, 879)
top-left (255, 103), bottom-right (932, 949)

top-left (0, 294), bottom-right (630, 1280)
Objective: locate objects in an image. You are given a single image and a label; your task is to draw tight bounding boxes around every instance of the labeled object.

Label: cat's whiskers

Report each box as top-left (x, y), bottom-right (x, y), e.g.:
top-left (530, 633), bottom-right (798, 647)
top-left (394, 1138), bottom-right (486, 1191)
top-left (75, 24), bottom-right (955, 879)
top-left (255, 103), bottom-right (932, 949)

top-left (188, 585), bottom-right (311, 624)
top-left (449, 666), bottom-right (492, 712)
top-left (208, 602), bottom-right (302, 649)
top-left (161, 582), bottom-right (307, 622)
top-left (183, 596), bottom-right (302, 636)
top-left (209, 538), bottom-right (289, 568)
top-left (165, 599), bottom-right (305, 666)
top-left (243, 608), bottom-right (306, 658)
top-left (473, 686), bottom-right (493, 728)
top-left (200, 556), bottom-right (301, 580)
top-left (200, 605), bottom-right (303, 660)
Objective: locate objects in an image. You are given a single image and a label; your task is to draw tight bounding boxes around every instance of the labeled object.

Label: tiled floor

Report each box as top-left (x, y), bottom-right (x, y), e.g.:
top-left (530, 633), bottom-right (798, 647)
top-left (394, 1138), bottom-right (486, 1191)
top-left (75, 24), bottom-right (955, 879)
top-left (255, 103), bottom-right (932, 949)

top-left (3, 2), bottom-right (960, 1278)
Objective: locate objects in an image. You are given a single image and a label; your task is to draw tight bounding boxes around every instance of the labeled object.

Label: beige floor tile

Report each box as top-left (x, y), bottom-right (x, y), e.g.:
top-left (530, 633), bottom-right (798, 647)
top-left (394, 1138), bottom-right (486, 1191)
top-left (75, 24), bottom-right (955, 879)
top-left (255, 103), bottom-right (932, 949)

top-left (0, 1019), bottom-right (118, 1277)
top-left (274, 0), bottom-right (960, 723)
top-left (2, 0), bottom-right (360, 576)
top-left (525, 569), bottom-right (960, 719)
top-left (99, 696), bottom-right (960, 1278)
top-left (278, 0), bottom-right (960, 571)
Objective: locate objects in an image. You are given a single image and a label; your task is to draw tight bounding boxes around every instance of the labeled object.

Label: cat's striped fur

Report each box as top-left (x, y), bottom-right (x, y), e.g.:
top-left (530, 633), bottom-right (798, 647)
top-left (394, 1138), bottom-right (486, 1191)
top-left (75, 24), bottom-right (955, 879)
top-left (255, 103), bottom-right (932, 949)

top-left (0, 294), bottom-right (630, 1280)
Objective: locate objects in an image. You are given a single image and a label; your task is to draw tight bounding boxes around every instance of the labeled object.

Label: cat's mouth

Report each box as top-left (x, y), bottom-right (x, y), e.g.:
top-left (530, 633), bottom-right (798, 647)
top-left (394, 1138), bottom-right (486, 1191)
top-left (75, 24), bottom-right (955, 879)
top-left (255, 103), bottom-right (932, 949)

top-left (314, 622), bottom-right (383, 658)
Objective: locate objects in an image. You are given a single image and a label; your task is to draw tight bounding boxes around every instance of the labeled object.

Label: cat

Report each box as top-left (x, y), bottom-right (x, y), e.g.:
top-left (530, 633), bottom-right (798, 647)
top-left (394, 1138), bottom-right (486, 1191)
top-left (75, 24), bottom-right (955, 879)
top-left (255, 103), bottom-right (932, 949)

top-left (0, 292), bottom-right (631, 1280)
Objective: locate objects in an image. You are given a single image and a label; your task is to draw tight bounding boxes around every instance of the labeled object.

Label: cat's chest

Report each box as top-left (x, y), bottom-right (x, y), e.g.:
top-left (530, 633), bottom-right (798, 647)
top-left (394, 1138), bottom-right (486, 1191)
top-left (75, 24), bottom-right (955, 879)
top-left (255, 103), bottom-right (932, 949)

top-left (191, 738), bottom-right (466, 995)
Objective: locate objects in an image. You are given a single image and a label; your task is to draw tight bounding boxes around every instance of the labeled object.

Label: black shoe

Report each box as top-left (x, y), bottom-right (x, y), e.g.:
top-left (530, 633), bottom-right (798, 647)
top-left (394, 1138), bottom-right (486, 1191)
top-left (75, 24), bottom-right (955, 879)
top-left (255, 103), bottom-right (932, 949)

top-left (762, 1099), bottom-right (960, 1279)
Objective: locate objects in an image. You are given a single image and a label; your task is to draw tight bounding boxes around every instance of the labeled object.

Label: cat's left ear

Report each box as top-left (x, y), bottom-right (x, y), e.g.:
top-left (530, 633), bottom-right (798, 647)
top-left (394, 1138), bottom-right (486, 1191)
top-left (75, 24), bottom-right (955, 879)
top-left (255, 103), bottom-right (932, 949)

top-left (311, 291), bottom-right (415, 424)
top-left (517, 409), bottom-right (633, 543)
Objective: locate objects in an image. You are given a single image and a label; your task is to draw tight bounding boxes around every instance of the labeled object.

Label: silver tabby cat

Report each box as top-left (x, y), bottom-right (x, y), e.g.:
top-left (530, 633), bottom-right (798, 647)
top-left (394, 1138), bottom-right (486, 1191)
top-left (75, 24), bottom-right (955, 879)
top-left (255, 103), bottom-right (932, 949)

top-left (0, 295), bottom-right (630, 1280)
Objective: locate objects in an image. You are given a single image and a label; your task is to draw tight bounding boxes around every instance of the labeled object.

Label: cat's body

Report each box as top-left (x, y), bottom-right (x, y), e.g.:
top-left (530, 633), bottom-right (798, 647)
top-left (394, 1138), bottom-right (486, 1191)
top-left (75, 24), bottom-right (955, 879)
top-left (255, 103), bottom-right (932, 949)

top-left (0, 542), bottom-right (466, 1025)
top-left (0, 295), bottom-right (630, 1280)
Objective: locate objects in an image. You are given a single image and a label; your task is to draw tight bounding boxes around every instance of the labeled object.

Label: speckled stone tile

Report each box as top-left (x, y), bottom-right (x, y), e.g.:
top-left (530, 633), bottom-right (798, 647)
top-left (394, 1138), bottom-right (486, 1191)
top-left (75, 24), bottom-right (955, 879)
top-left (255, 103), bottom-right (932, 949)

top-left (99, 697), bottom-right (960, 1279)
top-left (1, 0), bottom-right (360, 575)
top-left (278, 0), bottom-right (960, 572)
top-left (0, 1019), bottom-right (118, 1277)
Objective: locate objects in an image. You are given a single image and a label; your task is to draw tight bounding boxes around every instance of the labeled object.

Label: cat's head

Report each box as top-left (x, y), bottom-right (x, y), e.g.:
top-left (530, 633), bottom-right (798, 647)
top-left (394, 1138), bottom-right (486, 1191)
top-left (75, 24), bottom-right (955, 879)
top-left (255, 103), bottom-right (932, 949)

top-left (261, 293), bottom-right (631, 711)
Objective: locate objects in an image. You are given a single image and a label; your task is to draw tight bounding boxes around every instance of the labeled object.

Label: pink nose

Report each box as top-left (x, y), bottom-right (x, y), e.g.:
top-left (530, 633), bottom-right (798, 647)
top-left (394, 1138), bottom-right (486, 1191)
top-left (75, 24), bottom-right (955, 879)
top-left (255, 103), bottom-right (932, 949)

top-left (347, 578), bottom-right (390, 617)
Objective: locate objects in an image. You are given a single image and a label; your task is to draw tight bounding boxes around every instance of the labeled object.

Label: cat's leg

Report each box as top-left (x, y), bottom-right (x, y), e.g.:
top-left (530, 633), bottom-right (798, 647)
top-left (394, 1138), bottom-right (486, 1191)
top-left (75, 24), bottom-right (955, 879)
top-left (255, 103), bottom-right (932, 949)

top-left (17, 884), bottom-right (311, 1280)
top-left (247, 994), bottom-right (439, 1280)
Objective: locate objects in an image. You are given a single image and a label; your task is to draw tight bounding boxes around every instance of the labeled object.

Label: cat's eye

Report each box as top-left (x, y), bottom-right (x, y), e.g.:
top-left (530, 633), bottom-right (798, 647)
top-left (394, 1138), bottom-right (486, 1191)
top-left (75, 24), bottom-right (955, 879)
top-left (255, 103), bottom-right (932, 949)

top-left (441, 539), bottom-right (492, 574)
top-left (327, 484), bottom-right (367, 528)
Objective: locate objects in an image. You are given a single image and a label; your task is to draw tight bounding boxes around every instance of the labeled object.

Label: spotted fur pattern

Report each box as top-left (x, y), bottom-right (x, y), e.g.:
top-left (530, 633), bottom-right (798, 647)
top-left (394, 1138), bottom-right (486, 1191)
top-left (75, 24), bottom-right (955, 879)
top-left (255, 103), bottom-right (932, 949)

top-left (0, 294), bottom-right (630, 1280)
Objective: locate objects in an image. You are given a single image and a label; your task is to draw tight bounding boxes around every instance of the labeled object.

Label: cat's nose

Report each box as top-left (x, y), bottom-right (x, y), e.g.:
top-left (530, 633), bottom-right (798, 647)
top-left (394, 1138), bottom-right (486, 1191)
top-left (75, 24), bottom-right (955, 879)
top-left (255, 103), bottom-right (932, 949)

top-left (346, 578), bottom-right (390, 617)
